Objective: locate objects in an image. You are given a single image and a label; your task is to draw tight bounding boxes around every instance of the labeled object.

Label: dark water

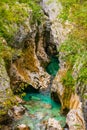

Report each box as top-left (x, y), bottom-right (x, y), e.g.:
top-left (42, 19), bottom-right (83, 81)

top-left (46, 57), bottom-right (59, 76)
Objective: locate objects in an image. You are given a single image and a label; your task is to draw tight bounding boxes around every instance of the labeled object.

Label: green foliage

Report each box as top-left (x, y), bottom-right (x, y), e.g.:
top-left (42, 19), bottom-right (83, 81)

top-left (0, 89), bottom-right (16, 119)
top-left (0, 0), bottom-right (43, 43)
top-left (27, 0), bottom-right (44, 25)
top-left (75, 52), bottom-right (87, 85)
top-left (74, 123), bottom-right (83, 129)
top-left (0, 40), bottom-right (12, 61)
top-left (58, 0), bottom-right (77, 21)
top-left (59, 0), bottom-right (87, 90)
top-left (61, 70), bottom-right (75, 90)
top-left (0, 42), bottom-right (4, 58)
top-left (18, 0), bottom-right (43, 24)
top-left (59, 36), bottom-right (86, 67)
top-left (0, 0), bottom-right (43, 61)
top-left (59, 0), bottom-right (87, 41)
top-left (0, 1), bottom-right (29, 42)
top-left (14, 82), bottom-right (28, 97)
top-left (78, 67), bottom-right (87, 84)
top-left (59, 36), bottom-right (87, 90)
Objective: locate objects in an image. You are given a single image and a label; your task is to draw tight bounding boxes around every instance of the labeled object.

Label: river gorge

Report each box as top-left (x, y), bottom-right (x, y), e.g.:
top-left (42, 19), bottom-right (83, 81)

top-left (0, 0), bottom-right (86, 130)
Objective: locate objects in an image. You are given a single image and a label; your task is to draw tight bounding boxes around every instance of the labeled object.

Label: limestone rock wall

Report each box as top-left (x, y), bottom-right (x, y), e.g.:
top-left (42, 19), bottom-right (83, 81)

top-left (41, 0), bottom-right (86, 129)
top-left (0, 6), bottom-right (51, 124)
top-left (66, 109), bottom-right (85, 130)
top-left (10, 22), bottom-right (50, 92)
top-left (51, 68), bottom-right (81, 112)
top-left (41, 0), bottom-right (72, 48)
top-left (0, 58), bottom-right (15, 123)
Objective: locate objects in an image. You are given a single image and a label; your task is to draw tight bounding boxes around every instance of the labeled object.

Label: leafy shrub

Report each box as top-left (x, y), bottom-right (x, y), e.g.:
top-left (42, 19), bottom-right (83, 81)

top-left (61, 70), bottom-right (75, 90)
top-left (74, 52), bottom-right (87, 85)
top-left (59, 0), bottom-right (87, 91)
top-left (0, 0), bottom-right (43, 43)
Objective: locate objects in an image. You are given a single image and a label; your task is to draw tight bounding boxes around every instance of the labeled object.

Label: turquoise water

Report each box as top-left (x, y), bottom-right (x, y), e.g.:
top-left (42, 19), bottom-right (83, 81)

top-left (14, 57), bottom-right (65, 130)
top-left (46, 57), bottom-right (59, 76)
top-left (14, 92), bottom-right (66, 130)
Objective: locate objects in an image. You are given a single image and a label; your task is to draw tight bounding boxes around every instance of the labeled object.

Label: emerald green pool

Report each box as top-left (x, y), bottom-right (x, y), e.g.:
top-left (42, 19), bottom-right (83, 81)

top-left (14, 92), bottom-right (66, 130)
top-left (46, 57), bottom-right (59, 76)
top-left (14, 57), bottom-right (65, 130)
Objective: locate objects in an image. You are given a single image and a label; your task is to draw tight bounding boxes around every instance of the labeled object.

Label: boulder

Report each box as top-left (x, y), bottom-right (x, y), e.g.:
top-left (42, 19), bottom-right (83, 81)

top-left (15, 96), bottom-right (25, 104)
top-left (11, 105), bottom-right (25, 119)
top-left (46, 118), bottom-right (63, 130)
top-left (15, 124), bottom-right (30, 130)
top-left (66, 109), bottom-right (86, 130)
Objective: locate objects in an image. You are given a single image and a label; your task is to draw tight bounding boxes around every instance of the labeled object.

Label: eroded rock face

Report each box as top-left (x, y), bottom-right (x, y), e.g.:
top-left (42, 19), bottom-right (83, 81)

top-left (82, 100), bottom-right (87, 129)
top-left (41, 0), bottom-right (72, 48)
top-left (51, 66), bottom-right (86, 130)
top-left (42, 0), bottom-right (75, 113)
top-left (41, 1), bottom-right (86, 129)
top-left (10, 0), bottom-right (72, 93)
top-left (10, 27), bottom-right (50, 92)
top-left (66, 109), bottom-right (85, 130)
top-left (46, 118), bottom-right (63, 130)
top-left (0, 58), bottom-right (15, 123)
top-left (73, 59), bottom-right (87, 128)
top-left (12, 9), bottom-right (32, 49)
top-left (51, 68), bottom-right (81, 113)
top-left (42, 0), bottom-right (73, 113)
top-left (36, 25), bottom-right (50, 65)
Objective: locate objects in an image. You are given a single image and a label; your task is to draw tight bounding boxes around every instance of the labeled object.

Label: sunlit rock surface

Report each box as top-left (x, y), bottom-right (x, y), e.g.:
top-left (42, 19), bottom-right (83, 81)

top-left (41, 0), bottom-right (72, 47)
top-left (0, 0), bottom-right (86, 129)
top-left (41, 1), bottom-right (86, 129)
top-left (11, 105), bottom-right (25, 119)
top-left (10, 38), bottom-right (50, 91)
top-left (15, 124), bottom-right (30, 130)
top-left (46, 118), bottom-right (63, 130)
top-left (66, 109), bottom-right (85, 130)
